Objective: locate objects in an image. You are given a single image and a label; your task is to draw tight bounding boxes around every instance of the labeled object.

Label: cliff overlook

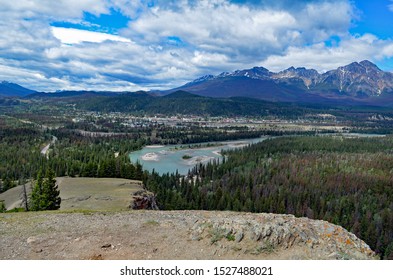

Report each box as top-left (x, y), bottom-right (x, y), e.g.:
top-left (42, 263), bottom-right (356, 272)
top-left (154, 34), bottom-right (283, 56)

top-left (0, 210), bottom-right (376, 260)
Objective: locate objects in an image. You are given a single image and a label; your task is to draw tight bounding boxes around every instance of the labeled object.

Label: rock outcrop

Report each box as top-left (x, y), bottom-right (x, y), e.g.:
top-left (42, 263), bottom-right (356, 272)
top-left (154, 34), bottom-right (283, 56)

top-left (131, 190), bottom-right (159, 210)
top-left (189, 212), bottom-right (375, 260)
top-left (0, 210), bottom-right (376, 260)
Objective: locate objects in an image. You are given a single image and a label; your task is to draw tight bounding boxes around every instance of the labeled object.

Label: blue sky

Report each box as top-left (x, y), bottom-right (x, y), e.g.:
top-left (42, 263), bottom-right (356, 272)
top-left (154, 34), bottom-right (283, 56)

top-left (1, 0), bottom-right (393, 91)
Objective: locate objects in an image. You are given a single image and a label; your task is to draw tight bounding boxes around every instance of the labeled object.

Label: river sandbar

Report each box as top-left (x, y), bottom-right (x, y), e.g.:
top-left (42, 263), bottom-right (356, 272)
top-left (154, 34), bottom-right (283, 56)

top-left (142, 152), bottom-right (159, 161)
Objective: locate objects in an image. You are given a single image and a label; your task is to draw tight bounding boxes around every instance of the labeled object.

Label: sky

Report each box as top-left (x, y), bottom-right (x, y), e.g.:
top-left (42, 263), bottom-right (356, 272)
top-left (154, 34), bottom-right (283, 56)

top-left (1, 0), bottom-right (393, 92)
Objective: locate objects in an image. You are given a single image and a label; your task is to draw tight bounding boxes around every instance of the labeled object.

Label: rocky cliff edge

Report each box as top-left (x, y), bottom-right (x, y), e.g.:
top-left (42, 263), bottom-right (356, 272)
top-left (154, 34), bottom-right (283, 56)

top-left (0, 210), bottom-right (377, 260)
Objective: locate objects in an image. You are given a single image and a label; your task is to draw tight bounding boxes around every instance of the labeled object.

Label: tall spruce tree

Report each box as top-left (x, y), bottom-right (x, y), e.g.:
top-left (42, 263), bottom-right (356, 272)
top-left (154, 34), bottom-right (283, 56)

top-left (30, 170), bottom-right (43, 211)
top-left (30, 168), bottom-right (61, 211)
top-left (42, 168), bottom-right (61, 210)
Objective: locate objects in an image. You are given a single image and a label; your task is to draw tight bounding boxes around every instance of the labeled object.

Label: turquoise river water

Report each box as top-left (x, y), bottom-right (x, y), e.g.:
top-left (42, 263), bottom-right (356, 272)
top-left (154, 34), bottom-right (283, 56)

top-left (129, 137), bottom-right (268, 175)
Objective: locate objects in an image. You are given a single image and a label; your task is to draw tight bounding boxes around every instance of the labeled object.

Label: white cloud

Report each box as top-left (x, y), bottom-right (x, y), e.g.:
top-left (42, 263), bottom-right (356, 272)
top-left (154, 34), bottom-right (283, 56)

top-left (0, 0), bottom-right (392, 91)
top-left (262, 34), bottom-right (393, 73)
top-left (0, 0), bottom-right (109, 19)
top-left (389, 0), bottom-right (393, 12)
top-left (297, 1), bottom-right (355, 42)
top-left (0, 58), bottom-right (147, 92)
top-left (125, 0), bottom-right (354, 58)
top-left (128, 3), bottom-right (296, 57)
top-left (109, 0), bottom-right (145, 18)
top-left (51, 27), bottom-right (131, 44)
top-left (191, 51), bottom-right (229, 67)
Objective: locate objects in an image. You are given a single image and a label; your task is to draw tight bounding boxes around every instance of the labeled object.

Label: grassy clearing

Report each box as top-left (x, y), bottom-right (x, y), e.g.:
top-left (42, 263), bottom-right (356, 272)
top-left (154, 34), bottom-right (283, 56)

top-left (0, 177), bottom-right (144, 212)
top-left (58, 177), bottom-right (143, 211)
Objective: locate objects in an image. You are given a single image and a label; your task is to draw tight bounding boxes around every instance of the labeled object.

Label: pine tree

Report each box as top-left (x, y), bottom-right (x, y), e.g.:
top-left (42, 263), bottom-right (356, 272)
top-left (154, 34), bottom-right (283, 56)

top-left (2, 177), bottom-right (16, 193)
top-left (30, 168), bottom-right (61, 211)
top-left (42, 168), bottom-right (61, 210)
top-left (30, 170), bottom-right (44, 211)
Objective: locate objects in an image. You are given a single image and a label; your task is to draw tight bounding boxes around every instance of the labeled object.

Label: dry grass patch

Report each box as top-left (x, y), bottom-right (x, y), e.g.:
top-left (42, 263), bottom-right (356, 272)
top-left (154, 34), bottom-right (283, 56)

top-left (0, 177), bottom-right (144, 212)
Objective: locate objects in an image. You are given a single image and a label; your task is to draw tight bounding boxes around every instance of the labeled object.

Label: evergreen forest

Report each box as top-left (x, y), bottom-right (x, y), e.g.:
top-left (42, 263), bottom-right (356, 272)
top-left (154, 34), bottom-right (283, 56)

top-left (144, 136), bottom-right (393, 259)
top-left (1, 107), bottom-right (393, 259)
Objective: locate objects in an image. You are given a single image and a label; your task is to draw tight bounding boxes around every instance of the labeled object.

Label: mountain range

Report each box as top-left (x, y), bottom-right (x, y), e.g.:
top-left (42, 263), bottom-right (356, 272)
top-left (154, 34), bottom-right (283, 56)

top-left (173, 60), bottom-right (393, 105)
top-left (2, 60), bottom-right (393, 107)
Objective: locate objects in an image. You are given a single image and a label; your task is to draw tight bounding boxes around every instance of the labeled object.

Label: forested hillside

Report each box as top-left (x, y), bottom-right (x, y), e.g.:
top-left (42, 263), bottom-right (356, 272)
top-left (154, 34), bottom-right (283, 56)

top-left (75, 91), bottom-right (313, 118)
top-left (0, 127), bottom-right (146, 189)
top-left (0, 115), bottom-right (270, 191)
top-left (145, 135), bottom-right (393, 259)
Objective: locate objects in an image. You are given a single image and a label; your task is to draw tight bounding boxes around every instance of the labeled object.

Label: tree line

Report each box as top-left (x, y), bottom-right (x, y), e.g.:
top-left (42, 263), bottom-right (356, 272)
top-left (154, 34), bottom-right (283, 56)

top-left (0, 127), bottom-right (147, 188)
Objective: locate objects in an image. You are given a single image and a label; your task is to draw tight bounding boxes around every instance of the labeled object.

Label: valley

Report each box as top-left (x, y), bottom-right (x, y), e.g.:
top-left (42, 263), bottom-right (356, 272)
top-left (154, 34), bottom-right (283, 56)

top-left (2, 3), bottom-right (393, 278)
top-left (1, 96), bottom-right (393, 260)
top-left (1, 61), bottom-right (393, 260)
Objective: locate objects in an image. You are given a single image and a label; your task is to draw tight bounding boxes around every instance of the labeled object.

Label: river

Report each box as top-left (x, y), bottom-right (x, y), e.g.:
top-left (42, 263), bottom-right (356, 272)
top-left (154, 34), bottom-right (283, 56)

top-left (129, 137), bottom-right (268, 175)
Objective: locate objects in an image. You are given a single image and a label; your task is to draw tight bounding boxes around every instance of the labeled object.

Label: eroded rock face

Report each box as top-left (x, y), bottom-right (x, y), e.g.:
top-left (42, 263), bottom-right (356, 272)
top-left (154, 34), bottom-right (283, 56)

top-left (188, 213), bottom-right (375, 260)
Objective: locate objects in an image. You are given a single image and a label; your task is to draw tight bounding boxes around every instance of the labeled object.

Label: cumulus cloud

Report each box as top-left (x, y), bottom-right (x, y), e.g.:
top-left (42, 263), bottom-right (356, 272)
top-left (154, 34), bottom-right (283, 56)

top-left (0, 0), bottom-right (392, 91)
top-left (51, 27), bottom-right (131, 44)
top-left (125, 0), bottom-right (354, 60)
top-left (262, 34), bottom-right (393, 72)
top-left (0, 0), bottom-right (109, 19)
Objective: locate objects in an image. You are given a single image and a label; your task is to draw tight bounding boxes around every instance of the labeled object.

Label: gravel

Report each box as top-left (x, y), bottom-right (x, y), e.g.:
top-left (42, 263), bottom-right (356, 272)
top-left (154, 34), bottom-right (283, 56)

top-left (0, 210), bottom-right (377, 260)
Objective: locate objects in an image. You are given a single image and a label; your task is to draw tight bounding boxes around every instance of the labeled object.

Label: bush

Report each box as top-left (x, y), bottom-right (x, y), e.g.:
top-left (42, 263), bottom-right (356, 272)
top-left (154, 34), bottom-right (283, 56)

top-left (384, 242), bottom-right (393, 260)
top-left (0, 201), bottom-right (6, 212)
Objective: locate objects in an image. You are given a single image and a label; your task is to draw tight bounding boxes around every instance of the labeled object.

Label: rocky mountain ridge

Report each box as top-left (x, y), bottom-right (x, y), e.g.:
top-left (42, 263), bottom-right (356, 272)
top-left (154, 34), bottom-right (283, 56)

top-left (4, 60), bottom-right (393, 106)
top-left (183, 60), bottom-right (393, 99)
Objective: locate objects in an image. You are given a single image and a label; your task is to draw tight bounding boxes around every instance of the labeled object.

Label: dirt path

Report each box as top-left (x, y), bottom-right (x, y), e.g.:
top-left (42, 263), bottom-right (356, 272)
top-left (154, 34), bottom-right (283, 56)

top-left (40, 136), bottom-right (57, 158)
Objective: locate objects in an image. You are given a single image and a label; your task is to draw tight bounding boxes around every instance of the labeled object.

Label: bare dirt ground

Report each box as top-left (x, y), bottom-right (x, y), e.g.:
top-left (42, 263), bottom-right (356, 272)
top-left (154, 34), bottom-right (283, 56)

top-left (0, 210), bottom-right (377, 260)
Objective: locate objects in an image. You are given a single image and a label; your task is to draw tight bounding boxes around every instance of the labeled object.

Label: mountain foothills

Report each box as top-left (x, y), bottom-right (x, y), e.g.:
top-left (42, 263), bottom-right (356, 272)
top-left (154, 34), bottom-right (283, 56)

top-left (75, 91), bottom-right (312, 118)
